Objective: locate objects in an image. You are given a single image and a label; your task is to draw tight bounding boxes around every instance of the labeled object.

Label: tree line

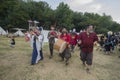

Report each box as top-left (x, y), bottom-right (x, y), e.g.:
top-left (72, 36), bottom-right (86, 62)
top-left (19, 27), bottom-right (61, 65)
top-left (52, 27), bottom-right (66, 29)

top-left (0, 0), bottom-right (120, 33)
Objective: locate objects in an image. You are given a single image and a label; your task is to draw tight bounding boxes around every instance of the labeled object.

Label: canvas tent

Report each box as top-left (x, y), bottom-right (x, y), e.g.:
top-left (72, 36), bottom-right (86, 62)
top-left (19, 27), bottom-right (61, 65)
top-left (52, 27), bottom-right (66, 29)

top-left (14, 30), bottom-right (25, 36)
top-left (42, 30), bottom-right (49, 42)
top-left (0, 26), bottom-right (7, 35)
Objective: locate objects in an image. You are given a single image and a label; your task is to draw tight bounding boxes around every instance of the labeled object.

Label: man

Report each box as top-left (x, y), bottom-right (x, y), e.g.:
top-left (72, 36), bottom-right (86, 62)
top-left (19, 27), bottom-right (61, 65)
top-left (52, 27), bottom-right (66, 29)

top-left (48, 26), bottom-right (57, 58)
top-left (78, 25), bottom-right (98, 72)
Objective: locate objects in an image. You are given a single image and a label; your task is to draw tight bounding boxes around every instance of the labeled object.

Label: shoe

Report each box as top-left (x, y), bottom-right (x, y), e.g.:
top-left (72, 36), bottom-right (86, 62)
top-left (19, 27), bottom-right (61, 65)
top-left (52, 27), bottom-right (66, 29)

top-left (66, 62), bottom-right (69, 65)
top-left (86, 68), bottom-right (90, 74)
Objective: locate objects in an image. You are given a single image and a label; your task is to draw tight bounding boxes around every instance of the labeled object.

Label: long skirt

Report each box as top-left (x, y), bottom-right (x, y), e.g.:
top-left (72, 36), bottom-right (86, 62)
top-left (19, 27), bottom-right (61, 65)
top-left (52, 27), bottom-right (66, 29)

top-left (31, 40), bottom-right (41, 65)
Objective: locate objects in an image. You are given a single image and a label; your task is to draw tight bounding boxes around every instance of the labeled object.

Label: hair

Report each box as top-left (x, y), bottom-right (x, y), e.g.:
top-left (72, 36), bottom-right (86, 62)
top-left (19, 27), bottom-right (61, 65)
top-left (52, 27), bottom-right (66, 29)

top-left (85, 25), bottom-right (94, 29)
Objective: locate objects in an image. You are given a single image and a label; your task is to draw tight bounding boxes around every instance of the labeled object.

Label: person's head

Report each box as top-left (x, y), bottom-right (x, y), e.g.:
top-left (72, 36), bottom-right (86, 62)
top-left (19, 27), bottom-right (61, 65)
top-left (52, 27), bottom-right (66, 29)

top-left (86, 25), bottom-right (94, 33)
top-left (62, 28), bottom-right (67, 33)
top-left (62, 28), bottom-right (68, 35)
top-left (36, 27), bottom-right (42, 35)
top-left (51, 26), bottom-right (55, 31)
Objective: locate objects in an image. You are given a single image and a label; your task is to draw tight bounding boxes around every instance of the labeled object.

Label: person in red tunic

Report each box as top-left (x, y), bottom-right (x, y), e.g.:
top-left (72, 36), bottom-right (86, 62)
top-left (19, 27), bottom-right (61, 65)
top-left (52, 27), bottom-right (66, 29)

top-left (47, 26), bottom-right (57, 59)
top-left (59, 28), bottom-right (71, 65)
top-left (78, 25), bottom-right (98, 73)
top-left (70, 32), bottom-right (78, 52)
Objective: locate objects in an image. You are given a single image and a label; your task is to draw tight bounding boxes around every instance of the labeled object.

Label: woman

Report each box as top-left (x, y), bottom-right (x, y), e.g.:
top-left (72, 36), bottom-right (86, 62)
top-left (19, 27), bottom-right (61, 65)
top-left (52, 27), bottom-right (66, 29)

top-left (30, 27), bottom-right (44, 65)
top-left (59, 28), bottom-right (71, 65)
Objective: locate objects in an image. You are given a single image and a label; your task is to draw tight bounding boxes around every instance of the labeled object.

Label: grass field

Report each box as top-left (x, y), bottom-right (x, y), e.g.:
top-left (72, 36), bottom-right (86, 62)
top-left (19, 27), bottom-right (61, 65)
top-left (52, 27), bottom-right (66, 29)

top-left (0, 36), bottom-right (120, 80)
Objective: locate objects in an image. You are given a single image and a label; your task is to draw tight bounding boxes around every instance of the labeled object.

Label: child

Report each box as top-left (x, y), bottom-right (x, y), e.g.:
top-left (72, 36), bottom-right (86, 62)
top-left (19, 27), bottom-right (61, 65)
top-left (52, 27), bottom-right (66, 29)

top-left (10, 36), bottom-right (15, 48)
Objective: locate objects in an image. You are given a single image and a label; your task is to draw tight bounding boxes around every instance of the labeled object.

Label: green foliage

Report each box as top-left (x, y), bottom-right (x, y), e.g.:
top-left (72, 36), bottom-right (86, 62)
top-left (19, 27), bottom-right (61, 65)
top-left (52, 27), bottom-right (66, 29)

top-left (0, 0), bottom-right (120, 33)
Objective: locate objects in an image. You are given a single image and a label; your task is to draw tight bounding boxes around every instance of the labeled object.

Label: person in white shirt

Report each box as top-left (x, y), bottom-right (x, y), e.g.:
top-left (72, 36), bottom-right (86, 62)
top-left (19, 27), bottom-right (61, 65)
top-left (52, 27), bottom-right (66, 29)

top-left (30, 27), bottom-right (44, 65)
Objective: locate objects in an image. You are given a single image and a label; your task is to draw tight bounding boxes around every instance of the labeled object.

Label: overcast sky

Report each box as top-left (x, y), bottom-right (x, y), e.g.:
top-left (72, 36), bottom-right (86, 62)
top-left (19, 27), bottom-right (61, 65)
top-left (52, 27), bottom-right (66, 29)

top-left (34, 0), bottom-right (120, 23)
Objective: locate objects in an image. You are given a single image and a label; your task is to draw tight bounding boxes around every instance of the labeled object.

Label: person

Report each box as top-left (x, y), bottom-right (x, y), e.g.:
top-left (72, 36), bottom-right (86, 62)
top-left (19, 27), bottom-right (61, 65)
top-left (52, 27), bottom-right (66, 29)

top-left (104, 38), bottom-right (112, 55)
top-left (47, 26), bottom-right (57, 59)
top-left (38, 27), bottom-right (44, 60)
top-left (25, 31), bottom-right (30, 42)
top-left (59, 28), bottom-right (71, 65)
top-left (70, 31), bottom-right (78, 52)
top-left (78, 25), bottom-right (98, 73)
top-left (10, 35), bottom-right (15, 48)
top-left (30, 27), bottom-right (44, 65)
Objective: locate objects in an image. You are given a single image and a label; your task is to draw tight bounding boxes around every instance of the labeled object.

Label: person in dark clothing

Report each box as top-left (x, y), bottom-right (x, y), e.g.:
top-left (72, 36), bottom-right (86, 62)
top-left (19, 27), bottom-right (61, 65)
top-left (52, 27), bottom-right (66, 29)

top-left (10, 36), bottom-right (15, 48)
top-left (78, 25), bottom-right (98, 73)
top-left (48, 26), bottom-right (57, 59)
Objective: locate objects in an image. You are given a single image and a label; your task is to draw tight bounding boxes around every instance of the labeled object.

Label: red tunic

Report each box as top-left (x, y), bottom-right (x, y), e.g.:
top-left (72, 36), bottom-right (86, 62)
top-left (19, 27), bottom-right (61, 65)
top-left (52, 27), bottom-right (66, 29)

top-left (60, 33), bottom-right (70, 44)
top-left (49, 31), bottom-right (57, 36)
top-left (78, 32), bottom-right (98, 53)
top-left (70, 33), bottom-right (78, 45)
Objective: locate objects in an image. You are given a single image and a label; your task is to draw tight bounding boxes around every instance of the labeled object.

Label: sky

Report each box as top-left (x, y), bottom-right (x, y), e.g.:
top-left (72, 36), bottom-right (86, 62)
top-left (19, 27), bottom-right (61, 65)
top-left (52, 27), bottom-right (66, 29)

top-left (34, 0), bottom-right (120, 23)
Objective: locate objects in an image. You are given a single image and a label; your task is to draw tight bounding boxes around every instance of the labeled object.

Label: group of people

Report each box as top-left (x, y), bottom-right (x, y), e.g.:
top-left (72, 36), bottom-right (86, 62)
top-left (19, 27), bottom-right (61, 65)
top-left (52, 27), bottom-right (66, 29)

top-left (98, 31), bottom-right (120, 55)
top-left (26, 25), bottom-right (98, 72)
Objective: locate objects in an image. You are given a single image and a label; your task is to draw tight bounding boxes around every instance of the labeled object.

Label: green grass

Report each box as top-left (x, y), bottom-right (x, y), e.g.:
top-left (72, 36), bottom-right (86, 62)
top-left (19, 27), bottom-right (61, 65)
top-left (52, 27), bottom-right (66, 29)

top-left (0, 36), bottom-right (120, 80)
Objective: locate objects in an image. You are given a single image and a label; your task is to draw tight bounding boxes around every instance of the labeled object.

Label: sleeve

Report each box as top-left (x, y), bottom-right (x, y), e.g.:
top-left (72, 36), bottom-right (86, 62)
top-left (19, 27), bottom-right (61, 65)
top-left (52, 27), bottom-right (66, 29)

top-left (47, 32), bottom-right (50, 39)
top-left (67, 34), bottom-right (71, 44)
top-left (78, 33), bottom-right (82, 40)
top-left (55, 32), bottom-right (58, 38)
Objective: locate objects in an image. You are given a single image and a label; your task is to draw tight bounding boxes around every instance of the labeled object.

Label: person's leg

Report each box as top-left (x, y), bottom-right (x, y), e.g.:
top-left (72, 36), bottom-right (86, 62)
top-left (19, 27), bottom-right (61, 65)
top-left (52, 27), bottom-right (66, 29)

top-left (86, 53), bottom-right (93, 73)
top-left (40, 49), bottom-right (43, 60)
top-left (49, 43), bottom-right (54, 58)
top-left (80, 51), bottom-right (87, 66)
top-left (60, 50), bottom-right (65, 61)
top-left (65, 48), bottom-right (71, 65)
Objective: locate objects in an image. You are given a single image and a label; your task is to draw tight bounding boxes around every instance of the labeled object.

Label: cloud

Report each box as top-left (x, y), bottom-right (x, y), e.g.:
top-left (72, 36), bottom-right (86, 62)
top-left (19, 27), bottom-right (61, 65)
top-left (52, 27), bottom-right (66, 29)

top-left (64, 0), bottom-right (102, 13)
top-left (68, 0), bottom-right (94, 6)
top-left (89, 4), bottom-right (102, 12)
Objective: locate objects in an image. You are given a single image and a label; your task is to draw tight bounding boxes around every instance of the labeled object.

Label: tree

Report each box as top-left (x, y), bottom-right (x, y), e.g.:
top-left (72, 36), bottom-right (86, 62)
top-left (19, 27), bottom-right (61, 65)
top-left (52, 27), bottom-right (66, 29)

top-left (55, 2), bottom-right (73, 30)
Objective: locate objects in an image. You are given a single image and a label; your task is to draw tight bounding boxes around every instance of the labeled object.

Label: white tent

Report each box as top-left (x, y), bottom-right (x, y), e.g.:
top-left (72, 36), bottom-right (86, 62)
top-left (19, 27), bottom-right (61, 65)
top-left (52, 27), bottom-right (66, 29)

top-left (14, 30), bottom-right (25, 36)
top-left (42, 30), bottom-right (49, 42)
top-left (0, 26), bottom-right (7, 35)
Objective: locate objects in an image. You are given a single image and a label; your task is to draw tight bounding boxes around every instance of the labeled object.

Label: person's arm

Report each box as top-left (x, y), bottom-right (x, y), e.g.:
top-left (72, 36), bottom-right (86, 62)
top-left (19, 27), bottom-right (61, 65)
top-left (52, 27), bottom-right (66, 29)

top-left (93, 33), bottom-right (98, 45)
top-left (47, 32), bottom-right (50, 39)
top-left (78, 33), bottom-right (82, 45)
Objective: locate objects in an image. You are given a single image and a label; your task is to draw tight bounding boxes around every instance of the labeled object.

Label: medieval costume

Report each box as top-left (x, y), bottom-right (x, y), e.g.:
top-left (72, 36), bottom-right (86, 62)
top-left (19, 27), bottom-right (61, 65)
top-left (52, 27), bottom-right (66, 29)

top-left (47, 26), bottom-right (57, 58)
top-left (59, 28), bottom-right (71, 65)
top-left (30, 27), bottom-right (44, 65)
top-left (78, 25), bottom-right (98, 72)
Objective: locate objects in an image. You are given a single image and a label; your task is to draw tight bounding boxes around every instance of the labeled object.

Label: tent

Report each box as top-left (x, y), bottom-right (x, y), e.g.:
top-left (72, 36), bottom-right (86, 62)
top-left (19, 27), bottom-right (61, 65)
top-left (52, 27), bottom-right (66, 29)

top-left (0, 26), bottom-right (7, 35)
top-left (42, 30), bottom-right (49, 42)
top-left (14, 30), bottom-right (25, 36)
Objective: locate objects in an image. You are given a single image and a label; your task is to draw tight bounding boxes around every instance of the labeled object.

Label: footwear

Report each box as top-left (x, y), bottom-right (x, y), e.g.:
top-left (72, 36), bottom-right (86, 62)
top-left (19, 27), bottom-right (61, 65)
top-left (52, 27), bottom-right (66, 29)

top-left (31, 63), bottom-right (35, 65)
top-left (40, 58), bottom-right (44, 60)
top-left (66, 62), bottom-right (69, 65)
top-left (86, 68), bottom-right (90, 74)
top-left (83, 62), bottom-right (86, 66)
